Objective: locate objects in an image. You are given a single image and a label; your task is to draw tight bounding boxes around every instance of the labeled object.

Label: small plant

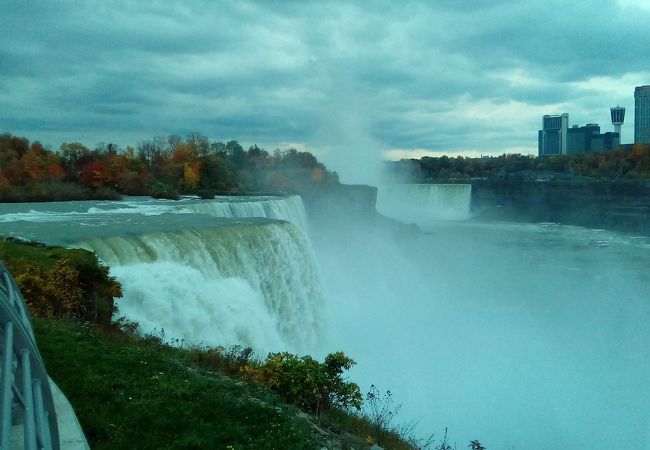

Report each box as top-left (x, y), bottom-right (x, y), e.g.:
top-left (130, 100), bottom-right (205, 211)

top-left (468, 440), bottom-right (485, 450)
top-left (193, 344), bottom-right (254, 377)
top-left (365, 384), bottom-right (401, 446)
top-left (395, 419), bottom-right (435, 449)
top-left (436, 428), bottom-right (455, 450)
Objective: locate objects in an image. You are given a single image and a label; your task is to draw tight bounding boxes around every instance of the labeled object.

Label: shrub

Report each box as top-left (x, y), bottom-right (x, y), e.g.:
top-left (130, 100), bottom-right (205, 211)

top-left (149, 182), bottom-right (181, 200)
top-left (15, 260), bottom-right (84, 317)
top-left (196, 188), bottom-right (216, 199)
top-left (191, 344), bottom-right (254, 377)
top-left (245, 351), bottom-right (362, 419)
top-left (0, 238), bottom-right (122, 326)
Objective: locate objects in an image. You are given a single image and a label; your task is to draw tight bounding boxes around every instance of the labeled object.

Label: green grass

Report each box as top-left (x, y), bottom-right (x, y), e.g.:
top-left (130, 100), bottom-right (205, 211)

top-left (33, 318), bottom-right (318, 450)
top-left (0, 238), bottom-right (91, 271)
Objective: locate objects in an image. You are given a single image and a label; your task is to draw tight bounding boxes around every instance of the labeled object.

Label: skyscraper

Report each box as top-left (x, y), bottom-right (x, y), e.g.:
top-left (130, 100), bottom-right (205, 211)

top-left (538, 113), bottom-right (569, 157)
top-left (634, 86), bottom-right (650, 144)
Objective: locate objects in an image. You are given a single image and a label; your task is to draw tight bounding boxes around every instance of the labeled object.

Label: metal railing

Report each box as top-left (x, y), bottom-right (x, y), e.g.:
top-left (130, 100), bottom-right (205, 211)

top-left (0, 261), bottom-right (59, 450)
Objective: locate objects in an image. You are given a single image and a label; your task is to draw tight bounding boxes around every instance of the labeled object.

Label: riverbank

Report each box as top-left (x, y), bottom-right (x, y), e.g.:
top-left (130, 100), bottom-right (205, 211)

top-left (34, 317), bottom-right (321, 450)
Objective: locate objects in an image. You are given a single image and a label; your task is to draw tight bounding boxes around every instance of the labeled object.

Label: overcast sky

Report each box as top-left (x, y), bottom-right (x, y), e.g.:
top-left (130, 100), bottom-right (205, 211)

top-left (2, 0), bottom-right (650, 183)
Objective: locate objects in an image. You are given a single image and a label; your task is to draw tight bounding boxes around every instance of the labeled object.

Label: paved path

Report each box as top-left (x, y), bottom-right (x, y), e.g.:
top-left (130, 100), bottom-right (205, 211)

top-left (49, 379), bottom-right (90, 450)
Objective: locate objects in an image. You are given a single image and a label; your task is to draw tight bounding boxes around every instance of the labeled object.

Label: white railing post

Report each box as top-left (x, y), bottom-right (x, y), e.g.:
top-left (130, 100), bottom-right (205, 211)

top-left (0, 322), bottom-right (13, 450)
top-left (21, 349), bottom-right (37, 450)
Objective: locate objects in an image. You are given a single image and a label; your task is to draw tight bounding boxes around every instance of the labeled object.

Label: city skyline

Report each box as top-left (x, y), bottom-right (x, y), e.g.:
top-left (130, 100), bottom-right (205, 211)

top-left (539, 84), bottom-right (650, 157)
top-left (2, 1), bottom-right (650, 183)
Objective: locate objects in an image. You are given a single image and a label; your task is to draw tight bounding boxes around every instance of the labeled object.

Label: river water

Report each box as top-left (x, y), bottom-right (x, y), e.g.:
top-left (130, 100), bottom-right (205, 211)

top-left (0, 191), bottom-right (648, 449)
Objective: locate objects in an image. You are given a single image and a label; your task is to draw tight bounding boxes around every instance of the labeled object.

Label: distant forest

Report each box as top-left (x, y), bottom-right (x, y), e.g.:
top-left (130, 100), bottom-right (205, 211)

top-left (0, 133), bottom-right (339, 202)
top-left (384, 144), bottom-right (650, 183)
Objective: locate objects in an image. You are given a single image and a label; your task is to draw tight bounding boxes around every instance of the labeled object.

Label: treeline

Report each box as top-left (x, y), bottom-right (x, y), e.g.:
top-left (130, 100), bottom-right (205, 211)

top-left (384, 144), bottom-right (650, 183)
top-left (0, 132), bottom-right (338, 202)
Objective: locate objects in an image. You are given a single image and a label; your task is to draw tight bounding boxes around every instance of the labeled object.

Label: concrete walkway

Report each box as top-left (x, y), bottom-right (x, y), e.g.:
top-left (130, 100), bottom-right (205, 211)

top-left (49, 379), bottom-right (90, 450)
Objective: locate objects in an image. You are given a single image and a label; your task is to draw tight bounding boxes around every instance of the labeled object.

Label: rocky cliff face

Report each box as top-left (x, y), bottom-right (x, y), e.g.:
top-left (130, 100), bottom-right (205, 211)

top-left (298, 183), bottom-right (420, 238)
top-left (472, 180), bottom-right (650, 234)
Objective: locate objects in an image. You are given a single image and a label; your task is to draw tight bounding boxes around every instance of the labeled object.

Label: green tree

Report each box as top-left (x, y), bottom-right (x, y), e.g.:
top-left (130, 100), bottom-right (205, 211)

top-left (226, 140), bottom-right (245, 169)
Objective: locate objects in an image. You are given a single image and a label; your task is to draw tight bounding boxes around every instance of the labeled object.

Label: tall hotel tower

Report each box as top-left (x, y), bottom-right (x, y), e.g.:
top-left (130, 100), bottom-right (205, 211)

top-left (538, 113), bottom-right (569, 156)
top-left (634, 86), bottom-right (650, 144)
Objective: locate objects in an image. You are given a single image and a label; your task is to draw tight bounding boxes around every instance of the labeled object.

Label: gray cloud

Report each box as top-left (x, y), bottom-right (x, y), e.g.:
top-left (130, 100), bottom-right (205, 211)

top-left (1, 0), bottom-right (649, 182)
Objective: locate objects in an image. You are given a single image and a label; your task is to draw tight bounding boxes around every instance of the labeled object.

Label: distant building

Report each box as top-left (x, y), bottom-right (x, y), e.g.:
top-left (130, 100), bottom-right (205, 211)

top-left (565, 123), bottom-right (619, 155)
top-left (591, 132), bottom-right (620, 152)
top-left (538, 113), bottom-right (569, 157)
top-left (566, 124), bottom-right (600, 155)
top-left (634, 86), bottom-right (650, 144)
top-left (610, 106), bottom-right (625, 142)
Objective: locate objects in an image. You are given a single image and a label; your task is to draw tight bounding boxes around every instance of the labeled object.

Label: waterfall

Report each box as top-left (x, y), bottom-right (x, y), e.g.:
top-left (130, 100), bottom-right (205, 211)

top-left (376, 184), bottom-right (472, 224)
top-left (0, 195), bottom-right (322, 354)
top-left (181, 195), bottom-right (309, 233)
top-left (75, 220), bottom-right (324, 354)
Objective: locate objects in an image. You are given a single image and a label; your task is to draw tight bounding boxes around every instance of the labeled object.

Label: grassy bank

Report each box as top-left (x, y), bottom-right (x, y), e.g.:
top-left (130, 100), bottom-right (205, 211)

top-left (34, 317), bottom-right (428, 450)
top-left (34, 318), bottom-right (319, 450)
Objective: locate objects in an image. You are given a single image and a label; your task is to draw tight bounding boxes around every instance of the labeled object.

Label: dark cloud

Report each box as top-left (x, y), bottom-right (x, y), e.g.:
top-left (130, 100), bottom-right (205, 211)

top-left (1, 0), bottom-right (649, 182)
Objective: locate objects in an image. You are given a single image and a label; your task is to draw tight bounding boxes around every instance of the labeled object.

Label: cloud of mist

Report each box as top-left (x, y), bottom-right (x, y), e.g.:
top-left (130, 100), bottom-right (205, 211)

top-left (311, 204), bottom-right (650, 450)
top-left (311, 98), bottom-right (385, 186)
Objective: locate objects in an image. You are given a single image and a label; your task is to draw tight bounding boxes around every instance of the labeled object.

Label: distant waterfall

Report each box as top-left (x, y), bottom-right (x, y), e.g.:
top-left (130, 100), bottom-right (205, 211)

top-left (376, 184), bottom-right (472, 224)
top-left (183, 196), bottom-right (309, 232)
top-left (75, 221), bottom-right (324, 354)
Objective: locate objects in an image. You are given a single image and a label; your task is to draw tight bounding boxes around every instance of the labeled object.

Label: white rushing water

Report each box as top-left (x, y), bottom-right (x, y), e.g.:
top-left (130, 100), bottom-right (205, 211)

top-left (78, 223), bottom-right (323, 354)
